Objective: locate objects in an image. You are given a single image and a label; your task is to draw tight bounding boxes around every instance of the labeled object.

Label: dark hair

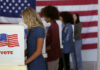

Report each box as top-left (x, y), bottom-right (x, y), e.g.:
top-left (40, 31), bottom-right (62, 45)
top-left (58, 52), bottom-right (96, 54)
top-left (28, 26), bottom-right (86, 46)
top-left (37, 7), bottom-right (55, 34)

top-left (41, 6), bottom-right (59, 20)
top-left (74, 13), bottom-right (80, 23)
top-left (59, 12), bottom-right (74, 24)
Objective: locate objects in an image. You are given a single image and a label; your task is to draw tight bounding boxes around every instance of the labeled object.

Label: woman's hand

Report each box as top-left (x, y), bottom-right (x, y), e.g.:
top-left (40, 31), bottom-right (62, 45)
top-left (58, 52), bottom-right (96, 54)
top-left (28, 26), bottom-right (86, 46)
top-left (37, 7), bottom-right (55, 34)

top-left (25, 60), bottom-right (28, 65)
top-left (46, 46), bottom-right (51, 51)
top-left (25, 59), bottom-right (30, 64)
top-left (25, 38), bottom-right (44, 65)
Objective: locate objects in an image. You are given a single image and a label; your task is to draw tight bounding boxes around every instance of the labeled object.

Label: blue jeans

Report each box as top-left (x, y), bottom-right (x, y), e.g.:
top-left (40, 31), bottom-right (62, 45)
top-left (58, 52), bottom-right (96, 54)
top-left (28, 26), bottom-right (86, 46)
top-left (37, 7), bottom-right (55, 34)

top-left (71, 40), bottom-right (82, 70)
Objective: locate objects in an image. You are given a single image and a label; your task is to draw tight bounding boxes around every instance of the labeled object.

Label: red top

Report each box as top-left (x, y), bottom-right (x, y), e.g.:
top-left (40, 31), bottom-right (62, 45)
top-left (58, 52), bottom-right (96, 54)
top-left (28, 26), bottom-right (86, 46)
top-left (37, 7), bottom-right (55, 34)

top-left (46, 21), bottom-right (61, 61)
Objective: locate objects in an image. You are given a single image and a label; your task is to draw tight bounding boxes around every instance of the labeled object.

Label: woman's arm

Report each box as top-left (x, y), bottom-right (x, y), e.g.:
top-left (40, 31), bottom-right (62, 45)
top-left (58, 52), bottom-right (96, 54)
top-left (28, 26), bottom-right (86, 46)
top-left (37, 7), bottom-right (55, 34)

top-left (74, 23), bottom-right (82, 40)
top-left (46, 28), bottom-right (52, 51)
top-left (25, 38), bottom-right (44, 64)
top-left (25, 49), bottom-right (27, 56)
top-left (64, 25), bottom-right (73, 42)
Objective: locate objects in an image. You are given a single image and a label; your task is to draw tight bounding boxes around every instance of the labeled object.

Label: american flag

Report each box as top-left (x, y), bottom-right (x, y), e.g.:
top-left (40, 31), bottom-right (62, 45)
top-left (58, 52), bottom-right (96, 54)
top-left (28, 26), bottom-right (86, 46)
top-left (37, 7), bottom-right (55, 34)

top-left (0, 0), bottom-right (98, 49)
top-left (0, 33), bottom-right (19, 47)
top-left (0, 0), bottom-right (36, 48)
top-left (36, 0), bottom-right (98, 50)
top-left (0, 0), bottom-right (36, 24)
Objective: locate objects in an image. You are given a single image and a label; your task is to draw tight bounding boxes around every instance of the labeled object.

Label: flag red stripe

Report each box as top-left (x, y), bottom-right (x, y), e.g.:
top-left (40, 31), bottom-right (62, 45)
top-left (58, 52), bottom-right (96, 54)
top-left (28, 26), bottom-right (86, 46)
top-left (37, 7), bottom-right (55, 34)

top-left (8, 34), bottom-right (18, 36)
top-left (82, 21), bottom-right (97, 27)
top-left (82, 44), bottom-right (97, 49)
top-left (82, 32), bottom-right (97, 38)
top-left (70, 10), bottom-right (98, 16)
top-left (0, 41), bottom-right (8, 47)
top-left (36, 0), bottom-right (98, 6)
top-left (8, 43), bottom-right (19, 45)
top-left (8, 45), bottom-right (19, 47)
top-left (38, 10), bottom-right (98, 17)
top-left (7, 34), bottom-right (19, 47)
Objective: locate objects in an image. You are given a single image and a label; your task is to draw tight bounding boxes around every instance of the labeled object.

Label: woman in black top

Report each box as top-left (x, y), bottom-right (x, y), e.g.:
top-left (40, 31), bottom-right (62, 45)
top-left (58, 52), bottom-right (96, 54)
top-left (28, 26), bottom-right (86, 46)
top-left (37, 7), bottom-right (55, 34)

top-left (71, 13), bottom-right (83, 70)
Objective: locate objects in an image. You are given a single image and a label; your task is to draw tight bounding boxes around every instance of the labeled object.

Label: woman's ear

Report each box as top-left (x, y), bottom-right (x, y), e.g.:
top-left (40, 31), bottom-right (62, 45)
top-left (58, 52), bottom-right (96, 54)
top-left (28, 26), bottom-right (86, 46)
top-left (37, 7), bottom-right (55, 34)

top-left (45, 17), bottom-right (51, 23)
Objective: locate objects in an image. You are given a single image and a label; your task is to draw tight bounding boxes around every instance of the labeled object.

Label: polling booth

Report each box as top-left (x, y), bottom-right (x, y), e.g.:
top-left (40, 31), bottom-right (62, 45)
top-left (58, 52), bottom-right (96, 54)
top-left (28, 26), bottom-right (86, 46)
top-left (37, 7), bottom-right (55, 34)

top-left (0, 24), bottom-right (27, 70)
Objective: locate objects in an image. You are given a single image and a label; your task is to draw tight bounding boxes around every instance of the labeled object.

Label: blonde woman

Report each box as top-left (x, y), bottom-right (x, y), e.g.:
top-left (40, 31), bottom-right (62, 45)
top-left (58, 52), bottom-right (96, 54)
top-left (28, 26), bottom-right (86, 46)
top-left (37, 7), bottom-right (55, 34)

top-left (21, 8), bottom-right (46, 70)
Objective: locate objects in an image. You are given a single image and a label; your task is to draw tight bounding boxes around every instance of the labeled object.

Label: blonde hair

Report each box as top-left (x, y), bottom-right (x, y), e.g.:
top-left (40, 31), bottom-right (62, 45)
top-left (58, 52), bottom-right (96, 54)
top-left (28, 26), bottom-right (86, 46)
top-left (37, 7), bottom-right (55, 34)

top-left (21, 8), bottom-right (45, 31)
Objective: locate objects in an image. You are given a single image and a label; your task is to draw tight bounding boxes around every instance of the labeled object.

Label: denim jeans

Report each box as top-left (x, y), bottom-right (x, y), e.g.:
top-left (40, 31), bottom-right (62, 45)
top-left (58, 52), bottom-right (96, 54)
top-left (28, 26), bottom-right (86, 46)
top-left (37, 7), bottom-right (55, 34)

top-left (71, 40), bottom-right (82, 70)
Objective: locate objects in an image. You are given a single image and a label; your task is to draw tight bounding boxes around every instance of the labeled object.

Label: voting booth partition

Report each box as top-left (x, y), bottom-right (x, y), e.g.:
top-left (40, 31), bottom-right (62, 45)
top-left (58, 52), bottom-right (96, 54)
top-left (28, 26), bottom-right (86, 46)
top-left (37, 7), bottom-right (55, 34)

top-left (0, 24), bottom-right (27, 70)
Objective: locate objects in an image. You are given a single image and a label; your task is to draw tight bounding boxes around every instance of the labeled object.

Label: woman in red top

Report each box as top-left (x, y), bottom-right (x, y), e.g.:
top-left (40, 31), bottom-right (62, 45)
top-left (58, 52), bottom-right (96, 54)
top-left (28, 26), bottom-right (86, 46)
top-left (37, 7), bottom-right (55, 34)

top-left (41, 6), bottom-right (61, 70)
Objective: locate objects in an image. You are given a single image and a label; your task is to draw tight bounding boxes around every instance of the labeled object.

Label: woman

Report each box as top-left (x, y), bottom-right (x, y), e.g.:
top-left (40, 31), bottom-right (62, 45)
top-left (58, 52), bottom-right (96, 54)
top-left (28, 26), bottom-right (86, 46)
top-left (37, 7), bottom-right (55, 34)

top-left (21, 8), bottom-right (46, 70)
top-left (41, 6), bottom-right (61, 70)
top-left (71, 13), bottom-right (82, 70)
top-left (58, 12), bottom-right (74, 70)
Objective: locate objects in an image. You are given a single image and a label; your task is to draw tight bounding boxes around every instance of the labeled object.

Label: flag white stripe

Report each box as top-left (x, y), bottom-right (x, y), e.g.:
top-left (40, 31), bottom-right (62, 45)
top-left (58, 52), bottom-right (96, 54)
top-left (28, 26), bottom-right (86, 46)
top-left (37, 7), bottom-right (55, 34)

top-left (36, 4), bottom-right (98, 12)
top-left (80, 15), bottom-right (98, 22)
top-left (0, 18), bottom-right (98, 34)
top-left (0, 17), bottom-right (22, 24)
top-left (0, 15), bottom-right (98, 24)
top-left (82, 27), bottom-right (98, 33)
top-left (82, 38), bottom-right (98, 44)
